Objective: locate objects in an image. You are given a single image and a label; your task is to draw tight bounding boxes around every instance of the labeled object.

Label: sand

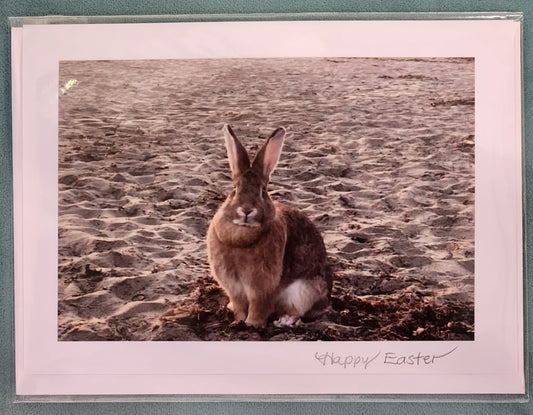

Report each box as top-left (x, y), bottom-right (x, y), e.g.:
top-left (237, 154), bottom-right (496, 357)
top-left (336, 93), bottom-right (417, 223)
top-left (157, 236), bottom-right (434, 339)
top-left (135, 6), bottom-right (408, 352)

top-left (58, 57), bottom-right (475, 341)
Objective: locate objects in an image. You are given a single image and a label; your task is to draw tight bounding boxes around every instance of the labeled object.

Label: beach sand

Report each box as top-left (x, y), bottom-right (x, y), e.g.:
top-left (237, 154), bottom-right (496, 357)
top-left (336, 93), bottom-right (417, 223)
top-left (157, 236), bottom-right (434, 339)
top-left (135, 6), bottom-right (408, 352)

top-left (58, 57), bottom-right (475, 341)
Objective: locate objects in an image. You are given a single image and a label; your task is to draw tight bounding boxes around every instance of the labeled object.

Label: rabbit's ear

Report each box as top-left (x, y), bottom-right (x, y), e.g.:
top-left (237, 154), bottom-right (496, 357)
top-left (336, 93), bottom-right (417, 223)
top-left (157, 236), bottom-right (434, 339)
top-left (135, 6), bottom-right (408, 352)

top-left (253, 127), bottom-right (286, 183)
top-left (223, 124), bottom-right (251, 178)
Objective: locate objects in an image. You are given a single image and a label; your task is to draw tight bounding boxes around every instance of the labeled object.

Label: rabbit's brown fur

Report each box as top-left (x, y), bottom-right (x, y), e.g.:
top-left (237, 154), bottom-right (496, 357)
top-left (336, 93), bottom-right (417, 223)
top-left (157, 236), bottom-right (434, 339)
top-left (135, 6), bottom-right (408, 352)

top-left (206, 124), bottom-right (332, 328)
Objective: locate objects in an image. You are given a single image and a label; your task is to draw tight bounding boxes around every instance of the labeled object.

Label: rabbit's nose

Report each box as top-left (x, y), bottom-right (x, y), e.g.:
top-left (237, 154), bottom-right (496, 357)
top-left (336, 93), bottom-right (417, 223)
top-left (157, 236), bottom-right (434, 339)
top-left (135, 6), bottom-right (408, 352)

top-left (241, 206), bottom-right (254, 216)
top-left (237, 206), bottom-right (258, 219)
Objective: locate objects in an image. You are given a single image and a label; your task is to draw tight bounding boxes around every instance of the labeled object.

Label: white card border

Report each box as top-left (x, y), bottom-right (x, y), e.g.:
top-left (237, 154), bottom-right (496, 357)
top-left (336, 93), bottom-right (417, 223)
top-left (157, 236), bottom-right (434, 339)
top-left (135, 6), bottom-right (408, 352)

top-left (12, 19), bottom-right (525, 397)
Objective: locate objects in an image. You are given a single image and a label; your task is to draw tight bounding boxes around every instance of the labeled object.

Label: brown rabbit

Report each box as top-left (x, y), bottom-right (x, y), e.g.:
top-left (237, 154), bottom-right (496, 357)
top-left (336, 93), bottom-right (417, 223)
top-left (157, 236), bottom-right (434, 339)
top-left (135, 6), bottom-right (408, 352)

top-left (206, 124), bottom-right (332, 328)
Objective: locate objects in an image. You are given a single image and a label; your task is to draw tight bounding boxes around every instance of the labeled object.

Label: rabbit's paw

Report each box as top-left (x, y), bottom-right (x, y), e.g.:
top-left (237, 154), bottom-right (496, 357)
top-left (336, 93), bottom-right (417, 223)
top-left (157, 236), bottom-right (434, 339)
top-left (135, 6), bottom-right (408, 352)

top-left (244, 317), bottom-right (267, 329)
top-left (273, 315), bottom-right (302, 328)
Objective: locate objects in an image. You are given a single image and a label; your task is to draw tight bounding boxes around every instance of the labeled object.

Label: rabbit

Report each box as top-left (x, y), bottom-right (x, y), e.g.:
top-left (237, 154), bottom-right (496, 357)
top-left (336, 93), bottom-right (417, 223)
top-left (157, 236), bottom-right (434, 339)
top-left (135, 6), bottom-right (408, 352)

top-left (206, 124), bottom-right (332, 328)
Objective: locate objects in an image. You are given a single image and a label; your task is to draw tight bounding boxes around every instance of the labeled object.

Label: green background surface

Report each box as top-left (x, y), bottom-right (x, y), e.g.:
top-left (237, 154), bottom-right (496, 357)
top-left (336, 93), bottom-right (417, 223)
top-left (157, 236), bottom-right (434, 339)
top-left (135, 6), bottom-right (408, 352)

top-left (1, 1), bottom-right (531, 414)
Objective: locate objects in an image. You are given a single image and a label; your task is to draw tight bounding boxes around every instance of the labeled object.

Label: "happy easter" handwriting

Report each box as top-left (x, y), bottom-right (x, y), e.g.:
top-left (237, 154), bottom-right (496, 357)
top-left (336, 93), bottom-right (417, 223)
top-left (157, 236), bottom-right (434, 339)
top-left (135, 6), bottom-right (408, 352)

top-left (314, 346), bottom-right (458, 370)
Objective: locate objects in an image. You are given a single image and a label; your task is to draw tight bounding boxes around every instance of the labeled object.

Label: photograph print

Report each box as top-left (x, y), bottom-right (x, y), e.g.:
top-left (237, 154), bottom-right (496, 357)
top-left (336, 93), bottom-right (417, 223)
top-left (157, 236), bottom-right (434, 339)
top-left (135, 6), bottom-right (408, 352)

top-left (57, 57), bottom-right (475, 342)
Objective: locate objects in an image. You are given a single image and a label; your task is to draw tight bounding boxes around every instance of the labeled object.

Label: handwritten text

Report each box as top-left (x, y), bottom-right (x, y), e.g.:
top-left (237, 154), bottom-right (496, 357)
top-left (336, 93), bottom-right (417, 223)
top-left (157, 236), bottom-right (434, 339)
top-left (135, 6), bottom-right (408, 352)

top-left (314, 351), bottom-right (381, 370)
